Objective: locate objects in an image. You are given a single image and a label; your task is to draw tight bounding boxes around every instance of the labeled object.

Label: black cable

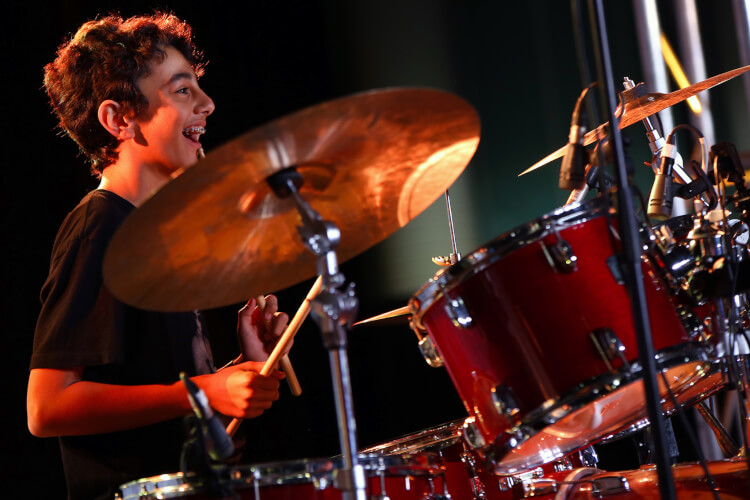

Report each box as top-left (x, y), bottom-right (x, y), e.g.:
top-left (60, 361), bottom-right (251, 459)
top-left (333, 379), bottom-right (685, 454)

top-left (632, 171), bottom-right (722, 500)
top-left (571, 0), bottom-right (600, 130)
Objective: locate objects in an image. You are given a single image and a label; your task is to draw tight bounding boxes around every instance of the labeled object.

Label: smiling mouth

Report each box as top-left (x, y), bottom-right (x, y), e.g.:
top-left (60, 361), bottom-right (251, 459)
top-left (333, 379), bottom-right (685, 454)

top-left (182, 126), bottom-right (206, 142)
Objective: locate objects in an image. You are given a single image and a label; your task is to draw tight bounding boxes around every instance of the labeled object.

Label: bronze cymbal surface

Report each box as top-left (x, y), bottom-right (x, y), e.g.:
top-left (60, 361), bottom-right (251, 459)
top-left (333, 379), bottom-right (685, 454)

top-left (103, 88), bottom-right (480, 311)
top-left (519, 64), bottom-right (750, 176)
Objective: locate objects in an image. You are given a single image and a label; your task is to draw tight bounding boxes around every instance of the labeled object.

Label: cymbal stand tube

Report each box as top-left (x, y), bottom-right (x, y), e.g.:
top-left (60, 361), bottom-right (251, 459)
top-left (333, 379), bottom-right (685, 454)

top-left (695, 401), bottom-right (740, 457)
top-left (444, 190), bottom-right (460, 264)
top-left (266, 167), bottom-right (365, 500)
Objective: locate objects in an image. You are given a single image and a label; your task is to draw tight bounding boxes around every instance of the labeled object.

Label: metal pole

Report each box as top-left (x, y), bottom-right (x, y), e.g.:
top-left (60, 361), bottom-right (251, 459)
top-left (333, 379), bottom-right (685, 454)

top-left (732, 0), bottom-right (750, 111)
top-left (444, 190), bottom-right (460, 264)
top-left (591, 1), bottom-right (677, 498)
top-left (676, 0), bottom-right (716, 146)
top-left (673, 0), bottom-right (725, 462)
top-left (631, 0), bottom-right (687, 215)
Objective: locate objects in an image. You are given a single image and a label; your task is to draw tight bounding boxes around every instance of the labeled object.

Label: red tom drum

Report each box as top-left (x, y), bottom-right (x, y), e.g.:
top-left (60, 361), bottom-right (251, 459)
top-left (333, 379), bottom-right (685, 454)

top-left (409, 198), bottom-right (724, 474)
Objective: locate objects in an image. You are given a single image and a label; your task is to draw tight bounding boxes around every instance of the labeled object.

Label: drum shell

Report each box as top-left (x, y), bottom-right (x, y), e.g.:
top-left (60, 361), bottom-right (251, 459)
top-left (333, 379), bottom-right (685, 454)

top-left (411, 201), bottom-right (691, 457)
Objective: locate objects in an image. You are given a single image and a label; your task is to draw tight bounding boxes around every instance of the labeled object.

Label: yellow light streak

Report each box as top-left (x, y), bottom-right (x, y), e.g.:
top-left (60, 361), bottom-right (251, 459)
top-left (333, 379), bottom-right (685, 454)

top-left (660, 33), bottom-right (702, 113)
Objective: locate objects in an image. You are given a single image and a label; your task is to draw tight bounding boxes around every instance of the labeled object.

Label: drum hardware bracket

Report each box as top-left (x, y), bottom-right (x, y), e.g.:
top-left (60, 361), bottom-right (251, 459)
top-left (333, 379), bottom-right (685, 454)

top-left (491, 384), bottom-right (521, 420)
top-left (461, 417), bottom-right (487, 451)
top-left (443, 294), bottom-right (473, 329)
top-left (417, 334), bottom-right (444, 368)
top-left (511, 477), bottom-right (559, 498)
top-left (500, 466), bottom-right (547, 495)
top-left (577, 446), bottom-right (600, 468)
top-left (589, 475), bottom-right (631, 496)
top-left (590, 328), bottom-right (630, 372)
top-left (605, 255), bottom-right (625, 285)
top-left (407, 316), bottom-right (444, 367)
top-left (540, 228), bottom-right (578, 273)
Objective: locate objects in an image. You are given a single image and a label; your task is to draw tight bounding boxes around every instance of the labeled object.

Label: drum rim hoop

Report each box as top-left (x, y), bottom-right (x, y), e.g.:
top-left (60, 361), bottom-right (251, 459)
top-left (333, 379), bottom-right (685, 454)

top-left (118, 452), bottom-right (445, 498)
top-left (408, 197), bottom-right (612, 325)
top-left (484, 346), bottom-right (723, 474)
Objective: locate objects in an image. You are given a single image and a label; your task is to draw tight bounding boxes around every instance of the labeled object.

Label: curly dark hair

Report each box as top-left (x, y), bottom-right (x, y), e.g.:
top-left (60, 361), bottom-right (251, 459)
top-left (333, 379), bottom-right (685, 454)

top-left (44, 12), bottom-right (206, 176)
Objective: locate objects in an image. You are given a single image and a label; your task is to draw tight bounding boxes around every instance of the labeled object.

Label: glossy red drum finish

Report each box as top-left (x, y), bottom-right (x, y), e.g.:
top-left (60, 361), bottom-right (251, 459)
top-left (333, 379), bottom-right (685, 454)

top-left (117, 454), bottom-right (448, 500)
top-left (557, 457), bottom-right (750, 499)
top-left (362, 419), bottom-right (597, 500)
top-left (410, 199), bottom-right (720, 473)
top-left (363, 419), bottom-right (506, 500)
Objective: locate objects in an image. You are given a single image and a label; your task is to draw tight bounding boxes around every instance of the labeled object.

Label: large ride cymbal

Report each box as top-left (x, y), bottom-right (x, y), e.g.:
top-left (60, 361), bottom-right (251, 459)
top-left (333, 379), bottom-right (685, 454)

top-left (519, 64), bottom-right (750, 176)
top-left (103, 88), bottom-right (480, 311)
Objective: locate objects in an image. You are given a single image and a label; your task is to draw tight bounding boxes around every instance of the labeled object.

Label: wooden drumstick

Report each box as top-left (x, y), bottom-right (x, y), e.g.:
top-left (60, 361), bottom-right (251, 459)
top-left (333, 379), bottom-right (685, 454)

top-left (253, 295), bottom-right (302, 396)
top-left (226, 276), bottom-right (323, 437)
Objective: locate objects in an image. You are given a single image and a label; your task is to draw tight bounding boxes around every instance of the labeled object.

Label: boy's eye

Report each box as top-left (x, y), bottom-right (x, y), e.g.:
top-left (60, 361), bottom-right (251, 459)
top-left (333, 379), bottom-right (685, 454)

top-left (177, 88), bottom-right (189, 94)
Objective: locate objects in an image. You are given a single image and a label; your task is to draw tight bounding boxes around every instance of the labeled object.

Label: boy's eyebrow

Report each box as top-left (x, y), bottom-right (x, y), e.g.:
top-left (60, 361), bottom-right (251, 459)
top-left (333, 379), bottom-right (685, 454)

top-left (167, 72), bottom-right (195, 85)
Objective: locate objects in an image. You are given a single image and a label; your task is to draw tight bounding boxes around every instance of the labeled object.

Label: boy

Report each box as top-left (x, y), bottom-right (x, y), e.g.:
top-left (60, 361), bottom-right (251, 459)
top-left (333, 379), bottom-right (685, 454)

top-left (27, 12), bottom-right (288, 499)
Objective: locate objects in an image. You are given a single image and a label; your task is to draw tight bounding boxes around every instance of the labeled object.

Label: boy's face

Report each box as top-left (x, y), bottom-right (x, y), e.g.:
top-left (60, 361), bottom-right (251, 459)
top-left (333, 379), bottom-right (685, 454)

top-left (131, 45), bottom-right (215, 173)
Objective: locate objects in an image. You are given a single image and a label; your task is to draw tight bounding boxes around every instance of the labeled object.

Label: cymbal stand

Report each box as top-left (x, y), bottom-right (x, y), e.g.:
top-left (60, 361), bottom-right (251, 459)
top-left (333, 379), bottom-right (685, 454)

top-left (266, 167), bottom-right (364, 500)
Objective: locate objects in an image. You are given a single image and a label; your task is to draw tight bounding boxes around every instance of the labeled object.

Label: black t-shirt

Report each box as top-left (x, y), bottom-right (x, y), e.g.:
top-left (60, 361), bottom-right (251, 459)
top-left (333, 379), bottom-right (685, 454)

top-left (31, 190), bottom-right (216, 500)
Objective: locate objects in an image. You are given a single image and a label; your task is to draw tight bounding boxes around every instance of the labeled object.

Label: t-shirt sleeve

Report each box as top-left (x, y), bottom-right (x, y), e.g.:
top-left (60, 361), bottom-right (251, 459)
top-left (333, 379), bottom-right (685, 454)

top-left (31, 203), bottom-right (125, 370)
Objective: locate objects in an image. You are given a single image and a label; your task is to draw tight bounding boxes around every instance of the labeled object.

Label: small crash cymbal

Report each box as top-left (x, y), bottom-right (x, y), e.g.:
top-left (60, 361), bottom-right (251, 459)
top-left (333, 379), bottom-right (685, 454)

top-left (103, 88), bottom-right (480, 311)
top-left (519, 64), bottom-right (750, 176)
top-left (352, 306), bottom-right (411, 327)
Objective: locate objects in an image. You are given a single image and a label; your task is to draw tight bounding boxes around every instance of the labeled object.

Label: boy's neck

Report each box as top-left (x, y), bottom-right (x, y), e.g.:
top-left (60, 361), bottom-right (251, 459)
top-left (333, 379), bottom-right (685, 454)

top-left (98, 157), bottom-right (172, 207)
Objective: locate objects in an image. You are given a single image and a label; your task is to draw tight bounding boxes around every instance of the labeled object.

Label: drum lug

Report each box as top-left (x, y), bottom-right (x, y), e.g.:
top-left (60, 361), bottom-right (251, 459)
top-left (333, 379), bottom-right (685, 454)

top-left (541, 237), bottom-right (578, 273)
top-left (577, 446), bottom-right (599, 468)
top-left (591, 476), bottom-right (631, 496)
top-left (590, 328), bottom-right (630, 371)
top-left (510, 478), bottom-right (559, 498)
top-left (418, 335), bottom-right (444, 367)
top-left (606, 255), bottom-right (625, 285)
top-left (461, 417), bottom-right (486, 450)
top-left (444, 296), bottom-right (473, 328)
top-left (491, 385), bottom-right (521, 419)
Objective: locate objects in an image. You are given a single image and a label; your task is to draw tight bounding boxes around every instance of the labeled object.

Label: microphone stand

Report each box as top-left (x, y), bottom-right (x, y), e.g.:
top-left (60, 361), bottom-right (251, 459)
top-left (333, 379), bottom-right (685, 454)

top-left (589, 1), bottom-right (676, 498)
top-left (266, 167), bottom-right (365, 500)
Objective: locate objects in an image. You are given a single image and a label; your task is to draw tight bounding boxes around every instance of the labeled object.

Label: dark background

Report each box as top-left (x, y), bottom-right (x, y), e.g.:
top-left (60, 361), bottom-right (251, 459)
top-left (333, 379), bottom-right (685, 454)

top-left (3, 1), bottom-right (749, 497)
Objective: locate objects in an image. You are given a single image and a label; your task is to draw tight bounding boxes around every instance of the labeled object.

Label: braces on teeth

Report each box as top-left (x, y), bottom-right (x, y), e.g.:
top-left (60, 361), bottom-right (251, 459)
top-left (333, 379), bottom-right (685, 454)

top-left (183, 126), bottom-right (206, 136)
top-left (182, 127), bottom-right (206, 160)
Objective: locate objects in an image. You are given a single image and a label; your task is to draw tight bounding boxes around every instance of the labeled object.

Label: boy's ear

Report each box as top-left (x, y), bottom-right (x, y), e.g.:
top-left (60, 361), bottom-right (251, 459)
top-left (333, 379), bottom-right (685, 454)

top-left (97, 100), bottom-right (136, 140)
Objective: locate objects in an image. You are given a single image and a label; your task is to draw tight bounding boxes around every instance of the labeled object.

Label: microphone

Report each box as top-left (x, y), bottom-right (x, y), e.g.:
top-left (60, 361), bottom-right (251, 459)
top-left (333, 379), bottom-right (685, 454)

top-left (559, 99), bottom-right (588, 190)
top-left (622, 78), bottom-right (665, 161)
top-left (180, 373), bottom-right (235, 461)
top-left (648, 138), bottom-right (679, 220)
